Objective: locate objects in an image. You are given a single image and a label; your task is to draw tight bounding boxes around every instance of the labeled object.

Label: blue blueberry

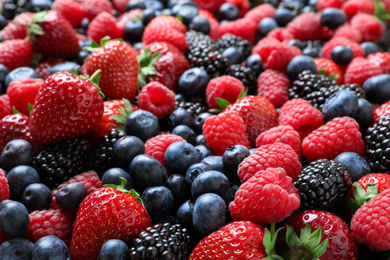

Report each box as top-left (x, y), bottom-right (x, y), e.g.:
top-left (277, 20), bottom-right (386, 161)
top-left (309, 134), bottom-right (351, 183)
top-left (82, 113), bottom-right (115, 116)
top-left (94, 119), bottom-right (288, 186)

top-left (6, 165), bottom-right (40, 200)
top-left (222, 47), bottom-right (244, 65)
top-left (0, 200), bottom-right (29, 237)
top-left (125, 110), bottom-right (160, 142)
top-left (141, 186), bottom-right (174, 216)
top-left (179, 68), bottom-right (209, 98)
top-left (80, 18), bottom-right (89, 30)
top-left (258, 17), bottom-right (279, 37)
top-left (75, 50), bottom-right (91, 65)
top-left (164, 141), bottom-right (200, 175)
top-left (245, 54), bottom-right (263, 76)
top-left (201, 155), bottom-right (225, 173)
top-left (287, 39), bottom-right (305, 50)
top-left (5, 67), bottom-right (40, 88)
top-left (133, 42), bottom-right (145, 52)
top-left (192, 193), bottom-right (226, 236)
top-left (302, 47), bottom-right (319, 58)
top-left (185, 162), bottom-right (212, 187)
top-left (55, 182), bottom-right (87, 210)
top-left (167, 174), bottom-right (190, 205)
top-left (0, 139), bottom-right (34, 172)
top-left (334, 152), bottom-right (371, 182)
top-left (124, 20), bottom-right (144, 43)
top-left (191, 170), bottom-right (231, 203)
top-left (101, 167), bottom-right (133, 190)
top-left (320, 8), bottom-right (346, 29)
top-left (217, 3), bottom-right (239, 21)
top-left (322, 89), bottom-right (358, 122)
top-left (302, 5), bottom-right (316, 12)
top-left (273, 7), bottom-right (295, 27)
top-left (49, 62), bottom-right (78, 75)
top-left (125, 0), bottom-right (146, 11)
top-left (354, 98), bottom-right (373, 132)
top-left (331, 45), bottom-right (354, 65)
top-left (129, 154), bottom-right (168, 191)
top-left (363, 74), bottom-right (390, 104)
top-left (168, 108), bottom-right (194, 130)
top-left (172, 125), bottom-right (196, 144)
top-left (29, 0), bottom-right (53, 11)
top-left (222, 145), bottom-right (250, 176)
top-left (145, 0), bottom-right (164, 11)
top-left (194, 112), bottom-right (213, 135)
top-left (21, 183), bottom-right (52, 212)
top-left (112, 135), bottom-right (145, 169)
top-left (32, 236), bottom-right (70, 260)
top-left (176, 4), bottom-right (198, 26)
top-left (263, 0), bottom-right (278, 7)
top-left (0, 64), bottom-right (9, 92)
top-left (286, 55), bottom-right (317, 80)
top-left (0, 15), bottom-right (7, 31)
top-left (98, 239), bottom-right (130, 260)
top-left (195, 145), bottom-right (215, 160)
top-left (189, 15), bottom-right (211, 35)
top-left (361, 42), bottom-right (379, 56)
top-left (0, 238), bottom-right (33, 260)
top-left (195, 135), bottom-right (207, 146)
top-left (177, 200), bottom-right (194, 229)
top-left (141, 8), bottom-right (156, 25)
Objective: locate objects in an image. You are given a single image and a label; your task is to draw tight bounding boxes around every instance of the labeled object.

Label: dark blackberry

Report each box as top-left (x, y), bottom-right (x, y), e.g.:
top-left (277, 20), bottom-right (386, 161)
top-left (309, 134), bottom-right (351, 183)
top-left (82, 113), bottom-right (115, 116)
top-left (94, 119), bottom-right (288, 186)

top-left (365, 114), bottom-right (390, 173)
top-left (33, 137), bottom-right (92, 189)
top-left (89, 129), bottom-right (126, 177)
top-left (1, 0), bottom-right (32, 20)
top-left (339, 83), bottom-right (366, 99)
top-left (302, 40), bottom-right (323, 57)
top-left (228, 64), bottom-right (257, 95)
top-left (185, 30), bottom-right (218, 50)
top-left (129, 222), bottom-right (191, 260)
top-left (217, 33), bottom-right (253, 59)
top-left (294, 159), bottom-right (352, 211)
top-left (175, 100), bottom-right (208, 118)
top-left (278, 0), bottom-right (304, 15)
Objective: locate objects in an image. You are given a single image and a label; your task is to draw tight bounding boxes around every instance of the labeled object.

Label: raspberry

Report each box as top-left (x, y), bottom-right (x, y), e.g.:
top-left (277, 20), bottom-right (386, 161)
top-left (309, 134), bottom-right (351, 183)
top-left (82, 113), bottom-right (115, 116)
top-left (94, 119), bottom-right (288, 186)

top-left (198, 9), bottom-right (220, 40)
top-left (205, 76), bottom-right (245, 109)
top-left (0, 94), bottom-right (12, 119)
top-left (219, 18), bottom-right (257, 44)
top-left (0, 169), bottom-right (9, 202)
top-left (256, 125), bottom-right (301, 160)
top-left (238, 142), bottom-right (302, 182)
top-left (367, 52), bottom-right (390, 74)
top-left (229, 167), bottom-right (300, 224)
top-left (257, 69), bottom-right (290, 108)
top-left (333, 24), bottom-right (363, 43)
top-left (341, 0), bottom-right (375, 20)
top-left (138, 82), bottom-right (176, 119)
top-left (316, 0), bottom-right (344, 10)
top-left (344, 57), bottom-right (383, 85)
top-left (81, 0), bottom-right (112, 21)
top-left (203, 110), bottom-right (249, 156)
top-left (351, 189), bottom-right (390, 251)
top-left (193, 0), bottom-right (224, 13)
top-left (35, 60), bottom-right (62, 80)
top-left (313, 58), bottom-right (344, 84)
top-left (267, 28), bottom-right (294, 43)
top-left (278, 99), bottom-right (325, 139)
top-left (286, 12), bottom-right (323, 41)
top-left (244, 3), bottom-right (276, 24)
top-left (350, 13), bottom-right (384, 43)
top-left (0, 12), bottom-right (33, 40)
top-left (87, 12), bottom-right (123, 44)
top-left (321, 37), bottom-right (365, 60)
top-left (302, 117), bottom-right (365, 162)
top-left (144, 134), bottom-right (186, 172)
top-left (373, 101), bottom-right (390, 124)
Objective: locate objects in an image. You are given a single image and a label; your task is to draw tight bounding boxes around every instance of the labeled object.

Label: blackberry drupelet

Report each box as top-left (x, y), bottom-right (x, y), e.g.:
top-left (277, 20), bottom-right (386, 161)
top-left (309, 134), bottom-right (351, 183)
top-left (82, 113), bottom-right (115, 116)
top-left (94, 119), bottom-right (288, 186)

top-left (294, 159), bottom-right (352, 211)
top-left (1, 0), bottom-right (32, 20)
top-left (302, 40), bottom-right (323, 57)
top-left (175, 100), bottom-right (208, 119)
top-left (33, 137), bottom-right (92, 189)
top-left (365, 114), bottom-right (390, 173)
top-left (229, 64), bottom-right (257, 95)
top-left (129, 223), bottom-right (191, 260)
top-left (339, 83), bottom-right (366, 99)
top-left (278, 0), bottom-right (303, 15)
top-left (186, 30), bottom-right (218, 50)
top-left (217, 33), bottom-right (253, 59)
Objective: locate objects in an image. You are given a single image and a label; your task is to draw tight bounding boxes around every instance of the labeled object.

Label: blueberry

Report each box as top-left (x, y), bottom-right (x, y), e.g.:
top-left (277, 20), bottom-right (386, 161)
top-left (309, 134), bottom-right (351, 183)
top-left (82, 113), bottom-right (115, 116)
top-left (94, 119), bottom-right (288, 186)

top-left (0, 238), bottom-right (33, 260)
top-left (167, 174), bottom-right (190, 206)
top-left (6, 165), bottom-right (40, 200)
top-left (145, 0), bottom-right (164, 11)
top-left (98, 239), bottom-right (130, 260)
top-left (142, 8), bottom-right (156, 25)
top-left (0, 200), bottom-right (29, 237)
top-left (133, 42), bottom-right (145, 51)
top-left (49, 62), bottom-right (79, 75)
top-left (302, 5), bottom-right (316, 12)
top-left (29, 0), bottom-right (53, 11)
top-left (286, 55), bottom-right (317, 80)
top-left (322, 89), bottom-right (358, 122)
top-left (75, 50), bottom-right (91, 65)
top-left (141, 186), bottom-right (174, 216)
top-left (101, 167), bottom-right (133, 190)
top-left (222, 47), bottom-right (244, 65)
top-left (334, 152), bottom-right (370, 182)
top-left (165, 141), bottom-right (200, 175)
top-left (21, 183), bottom-right (52, 212)
top-left (195, 135), bottom-right (207, 145)
top-left (263, 0), bottom-right (278, 7)
top-left (112, 135), bottom-right (145, 169)
top-left (274, 7), bottom-right (295, 27)
top-left (177, 200), bottom-right (194, 229)
top-left (129, 154), bottom-right (168, 191)
top-left (217, 3), bottom-right (239, 21)
top-left (185, 162), bottom-right (212, 187)
top-left (172, 125), bottom-right (196, 144)
top-left (168, 108), bottom-right (194, 130)
top-left (258, 17), bottom-right (279, 37)
top-left (0, 64), bottom-right (9, 90)
top-left (354, 98), bottom-right (373, 132)
top-left (245, 54), bottom-right (264, 76)
top-left (179, 68), bottom-right (209, 98)
top-left (302, 47), bottom-right (319, 58)
top-left (0, 139), bottom-right (34, 172)
top-left (125, 0), bottom-right (146, 11)
top-left (222, 145), bottom-right (250, 176)
top-left (195, 145), bottom-right (215, 160)
top-left (0, 15), bottom-right (7, 31)
top-left (194, 112), bottom-right (213, 135)
top-left (32, 236), bottom-right (70, 260)
top-left (361, 42), bottom-right (379, 57)
top-left (55, 182), bottom-right (87, 210)
top-left (192, 193), bottom-right (226, 236)
top-left (363, 74), bottom-right (390, 104)
top-left (124, 20), bottom-right (144, 43)
top-left (330, 45), bottom-right (354, 65)
top-left (320, 8), bottom-right (346, 29)
top-left (191, 170), bottom-right (231, 203)
top-left (5, 67), bottom-right (40, 88)
top-left (189, 15), bottom-right (210, 35)
top-left (176, 4), bottom-right (198, 26)
top-left (125, 110), bottom-right (160, 142)
top-left (201, 155), bottom-right (225, 173)
top-left (80, 17), bottom-right (89, 30)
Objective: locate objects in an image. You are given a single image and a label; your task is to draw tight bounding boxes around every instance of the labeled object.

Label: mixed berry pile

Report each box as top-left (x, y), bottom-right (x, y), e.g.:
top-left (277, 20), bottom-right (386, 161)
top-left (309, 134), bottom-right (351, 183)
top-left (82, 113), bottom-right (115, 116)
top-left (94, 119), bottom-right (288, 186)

top-left (1, 0), bottom-right (390, 259)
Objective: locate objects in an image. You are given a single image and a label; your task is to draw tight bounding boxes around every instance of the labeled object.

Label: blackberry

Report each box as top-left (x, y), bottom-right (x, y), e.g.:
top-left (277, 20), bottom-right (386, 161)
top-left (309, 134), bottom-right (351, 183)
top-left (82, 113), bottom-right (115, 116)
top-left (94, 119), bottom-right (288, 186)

top-left (89, 129), bottom-right (126, 177)
top-left (278, 0), bottom-right (304, 15)
top-left (217, 33), bottom-right (253, 59)
top-left (365, 114), bottom-right (390, 173)
top-left (339, 83), bottom-right (366, 99)
top-left (289, 70), bottom-right (340, 109)
top-left (175, 100), bottom-right (208, 118)
top-left (294, 159), bottom-right (352, 211)
top-left (186, 30), bottom-right (218, 50)
top-left (228, 64), bottom-right (257, 95)
top-left (33, 137), bottom-right (92, 189)
top-left (1, 0), bottom-right (32, 20)
top-left (302, 40), bottom-right (323, 57)
top-left (129, 223), bottom-right (191, 260)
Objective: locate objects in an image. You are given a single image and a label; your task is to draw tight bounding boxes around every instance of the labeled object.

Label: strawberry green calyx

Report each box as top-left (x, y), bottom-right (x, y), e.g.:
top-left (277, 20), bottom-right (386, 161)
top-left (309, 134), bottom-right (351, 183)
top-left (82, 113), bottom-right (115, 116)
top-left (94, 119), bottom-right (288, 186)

top-left (345, 182), bottom-right (378, 213)
top-left (67, 69), bottom-right (105, 99)
top-left (27, 10), bottom-right (47, 42)
top-left (374, 0), bottom-right (390, 22)
top-left (263, 223), bottom-right (284, 260)
top-left (109, 98), bottom-right (133, 132)
top-left (210, 88), bottom-right (248, 113)
top-left (83, 36), bottom-right (123, 52)
top-left (137, 48), bottom-right (162, 90)
top-left (318, 68), bottom-right (339, 81)
top-left (103, 177), bottom-right (144, 206)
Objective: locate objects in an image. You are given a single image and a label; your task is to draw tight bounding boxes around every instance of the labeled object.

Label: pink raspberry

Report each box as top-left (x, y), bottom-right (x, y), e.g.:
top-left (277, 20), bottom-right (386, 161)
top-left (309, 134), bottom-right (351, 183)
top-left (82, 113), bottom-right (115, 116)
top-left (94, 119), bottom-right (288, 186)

top-left (367, 52), bottom-right (390, 74)
top-left (321, 37), bottom-right (365, 60)
top-left (286, 12), bottom-right (323, 41)
top-left (244, 3), bottom-right (276, 24)
top-left (333, 24), bottom-right (363, 43)
top-left (205, 76), bottom-right (245, 109)
top-left (344, 57), bottom-right (383, 85)
top-left (257, 69), bottom-right (290, 108)
top-left (350, 13), bottom-right (385, 43)
top-left (342, 0), bottom-right (375, 20)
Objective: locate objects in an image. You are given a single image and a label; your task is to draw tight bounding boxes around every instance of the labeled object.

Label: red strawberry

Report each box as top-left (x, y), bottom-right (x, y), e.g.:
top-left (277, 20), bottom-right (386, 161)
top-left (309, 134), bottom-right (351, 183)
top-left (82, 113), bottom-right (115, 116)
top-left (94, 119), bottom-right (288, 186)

top-left (198, 9), bottom-right (220, 40)
top-left (205, 75), bottom-right (245, 109)
top-left (29, 71), bottom-right (104, 145)
top-left (356, 173), bottom-right (390, 194)
top-left (203, 110), bottom-right (249, 156)
top-left (367, 52), bottom-right (390, 74)
top-left (344, 57), bottom-right (382, 85)
top-left (193, 0), bottom-right (224, 13)
top-left (350, 13), bottom-right (384, 43)
top-left (81, 0), bottom-right (113, 21)
top-left (230, 167), bottom-right (300, 224)
top-left (225, 95), bottom-right (278, 147)
top-left (84, 39), bottom-right (139, 100)
top-left (7, 78), bottom-right (43, 115)
top-left (0, 169), bottom-right (9, 202)
top-left (189, 221), bottom-right (267, 259)
top-left (342, 0), bottom-right (375, 20)
top-left (0, 113), bottom-right (34, 152)
top-left (0, 12), bottom-right (34, 40)
top-left (257, 69), bottom-right (290, 108)
top-left (35, 60), bottom-right (62, 80)
top-left (313, 58), bottom-right (344, 84)
top-left (87, 12), bottom-right (123, 44)
top-left (0, 39), bottom-right (33, 71)
top-left (219, 18), bottom-right (258, 44)
top-left (0, 94), bottom-right (12, 119)
top-left (286, 12), bottom-right (323, 41)
top-left (52, 0), bottom-right (85, 27)
top-left (70, 180), bottom-right (152, 260)
top-left (373, 100), bottom-right (390, 124)
top-left (112, 0), bottom-right (131, 13)
top-left (27, 11), bottom-right (79, 59)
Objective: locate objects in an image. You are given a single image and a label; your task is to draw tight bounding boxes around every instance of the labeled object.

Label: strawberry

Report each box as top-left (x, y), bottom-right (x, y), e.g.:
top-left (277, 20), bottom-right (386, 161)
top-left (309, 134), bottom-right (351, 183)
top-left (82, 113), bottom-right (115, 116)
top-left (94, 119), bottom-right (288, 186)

top-left (0, 12), bottom-right (34, 40)
top-left (112, 0), bottom-right (131, 14)
top-left (51, 0), bottom-right (85, 27)
top-left (87, 12), bottom-right (123, 44)
top-left (0, 169), bottom-right (9, 203)
top-left (7, 78), bottom-right (43, 115)
top-left (0, 113), bottom-right (34, 152)
top-left (313, 58), bottom-right (344, 84)
top-left (116, 9), bottom-right (143, 31)
top-left (70, 179), bottom-right (152, 260)
top-left (0, 94), bottom-right (12, 119)
top-left (367, 52), bottom-right (390, 74)
top-left (189, 220), bottom-right (267, 259)
top-left (373, 100), bottom-right (390, 124)
top-left (84, 38), bottom-right (139, 100)
top-left (81, 0), bottom-right (113, 21)
top-left (0, 39), bottom-right (33, 71)
top-left (29, 71), bottom-right (104, 145)
top-left (27, 11), bottom-right (79, 59)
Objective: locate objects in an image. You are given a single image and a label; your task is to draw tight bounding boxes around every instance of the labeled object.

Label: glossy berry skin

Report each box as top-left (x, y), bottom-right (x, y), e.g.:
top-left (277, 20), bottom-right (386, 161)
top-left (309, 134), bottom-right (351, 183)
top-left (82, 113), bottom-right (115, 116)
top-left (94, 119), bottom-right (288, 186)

top-left (218, 3), bottom-right (239, 21)
top-left (101, 168), bottom-right (133, 191)
top-left (320, 8), bottom-right (346, 29)
top-left (322, 90), bottom-right (358, 122)
top-left (164, 141), bottom-right (200, 175)
top-left (0, 200), bottom-right (29, 237)
top-left (5, 67), bottom-right (40, 87)
top-left (331, 45), bottom-right (354, 65)
top-left (6, 165), bottom-right (40, 200)
top-left (98, 239), bottom-right (130, 260)
top-left (55, 182), bottom-right (87, 210)
top-left (222, 47), bottom-right (244, 65)
top-left (258, 17), bottom-right (279, 37)
top-left (179, 68), bottom-right (209, 98)
top-left (245, 54), bottom-right (263, 76)
top-left (354, 98), bottom-right (373, 132)
top-left (222, 145), bottom-right (250, 176)
top-left (334, 152), bottom-right (371, 182)
top-left (6, 78), bottom-right (42, 115)
top-left (33, 236), bottom-right (71, 260)
top-left (167, 174), bottom-right (190, 206)
top-left (0, 139), bottom-right (34, 172)
top-left (172, 125), bottom-right (196, 144)
top-left (195, 144), bottom-right (215, 160)
top-left (125, 110), bottom-right (160, 142)
top-left (194, 112), bottom-right (213, 135)
top-left (361, 42), bottom-right (379, 56)
top-left (112, 135), bottom-right (145, 169)
top-left (273, 7), bottom-right (295, 27)
top-left (286, 55), bottom-right (317, 81)
top-left (202, 156), bottom-right (225, 173)
top-left (185, 162), bottom-right (212, 187)
top-left (141, 186), bottom-right (174, 216)
top-left (124, 20), bottom-right (144, 43)
top-left (177, 200), bottom-right (194, 229)
top-left (191, 170), bottom-right (231, 203)
top-left (0, 238), bottom-right (33, 260)
top-left (189, 15), bottom-right (210, 35)
top-left (168, 108), bottom-right (194, 130)
top-left (21, 183), bottom-right (52, 212)
top-left (363, 74), bottom-right (390, 105)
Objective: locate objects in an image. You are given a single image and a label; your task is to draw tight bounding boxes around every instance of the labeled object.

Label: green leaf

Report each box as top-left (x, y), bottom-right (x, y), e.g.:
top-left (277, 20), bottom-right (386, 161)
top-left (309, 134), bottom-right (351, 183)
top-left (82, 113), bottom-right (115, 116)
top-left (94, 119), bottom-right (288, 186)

top-left (215, 97), bottom-right (231, 110)
top-left (28, 104), bottom-right (33, 115)
top-left (100, 36), bottom-right (111, 46)
top-left (116, 124), bottom-right (126, 133)
top-left (91, 40), bottom-right (99, 48)
top-left (312, 238), bottom-right (329, 259)
top-left (299, 224), bottom-right (312, 245)
top-left (31, 10), bottom-right (47, 23)
top-left (237, 88), bottom-right (248, 100)
top-left (123, 98), bottom-right (133, 115)
top-left (110, 115), bottom-right (126, 124)
top-left (12, 107), bottom-right (21, 114)
top-left (209, 108), bottom-right (222, 114)
top-left (328, 73), bottom-right (340, 81)
top-left (286, 225), bottom-right (299, 250)
top-left (263, 229), bottom-right (272, 255)
top-left (306, 227), bottom-right (322, 252)
top-left (318, 68), bottom-right (326, 75)
top-left (177, 15), bottom-right (183, 22)
top-left (30, 23), bottom-right (43, 35)
top-left (129, 189), bottom-right (144, 206)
